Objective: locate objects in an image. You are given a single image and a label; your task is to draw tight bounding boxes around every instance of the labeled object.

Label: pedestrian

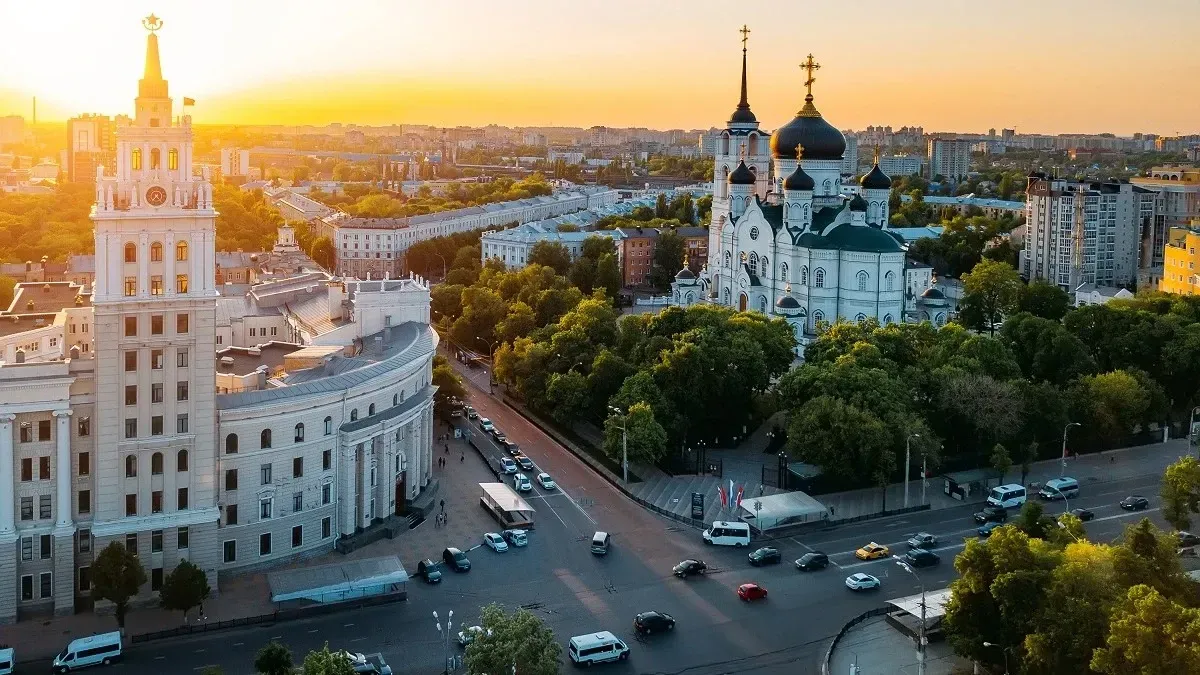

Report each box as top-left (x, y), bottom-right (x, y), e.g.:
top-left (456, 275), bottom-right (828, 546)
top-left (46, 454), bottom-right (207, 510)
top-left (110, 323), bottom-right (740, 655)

top-left (445, 444), bottom-right (449, 454)
top-left (460, 453), bottom-right (465, 463)
top-left (829, 506), bottom-right (835, 517)
top-left (440, 499), bottom-right (445, 513)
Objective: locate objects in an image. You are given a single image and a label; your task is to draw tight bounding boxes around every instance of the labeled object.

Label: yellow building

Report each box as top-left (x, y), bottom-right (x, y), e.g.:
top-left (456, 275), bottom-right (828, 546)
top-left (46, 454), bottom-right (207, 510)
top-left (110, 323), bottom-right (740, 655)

top-left (1161, 220), bottom-right (1200, 294)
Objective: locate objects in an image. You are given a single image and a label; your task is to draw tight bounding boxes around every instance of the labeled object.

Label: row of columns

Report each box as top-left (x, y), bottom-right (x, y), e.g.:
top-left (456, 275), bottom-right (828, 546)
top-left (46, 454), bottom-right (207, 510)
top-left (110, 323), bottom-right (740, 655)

top-left (115, 140), bottom-right (192, 183)
top-left (0, 411), bottom-right (71, 536)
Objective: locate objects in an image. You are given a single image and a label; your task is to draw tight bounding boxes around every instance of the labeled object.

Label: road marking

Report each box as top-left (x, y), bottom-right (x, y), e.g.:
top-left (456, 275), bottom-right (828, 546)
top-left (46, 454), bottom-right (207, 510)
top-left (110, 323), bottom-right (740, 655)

top-left (194, 666), bottom-right (218, 672)
top-left (343, 623), bottom-right (355, 627)
top-left (309, 629), bottom-right (320, 633)
top-left (194, 648), bottom-right (206, 653)
top-left (154, 656), bottom-right (166, 660)
top-left (232, 643), bottom-right (244, 647)
top-left (349, 637), bottom-right (366, 643)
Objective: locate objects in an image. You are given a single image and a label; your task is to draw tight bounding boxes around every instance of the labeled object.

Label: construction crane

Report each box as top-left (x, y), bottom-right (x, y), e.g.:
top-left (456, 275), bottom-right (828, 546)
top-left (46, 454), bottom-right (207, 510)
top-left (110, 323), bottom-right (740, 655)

top-left (1068, 183), bottom-right (1088, 291)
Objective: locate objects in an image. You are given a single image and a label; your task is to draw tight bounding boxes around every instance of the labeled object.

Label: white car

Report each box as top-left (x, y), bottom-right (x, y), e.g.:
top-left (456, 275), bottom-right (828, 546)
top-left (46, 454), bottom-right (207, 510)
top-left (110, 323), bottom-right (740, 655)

top-left (845, 573), bottom-right (881, 591)
top-left (537, 472), bottom-right (556, 490)
top-left (499, 457), bottom-right (517, 474)
top-left (457, 625), bottom-right (492, 647)
top-left (513, 473), bottom-right (532, 493)
top-left (484, 532), bottom-right (509, 552)
top-left (479, 417), bottom-right (494, 432)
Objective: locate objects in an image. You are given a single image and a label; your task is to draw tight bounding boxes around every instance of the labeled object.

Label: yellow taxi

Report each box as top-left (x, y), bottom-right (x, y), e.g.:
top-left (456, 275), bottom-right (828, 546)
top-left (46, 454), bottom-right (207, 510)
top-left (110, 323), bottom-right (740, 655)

top-left (855, 542), bottom-right (890, 560)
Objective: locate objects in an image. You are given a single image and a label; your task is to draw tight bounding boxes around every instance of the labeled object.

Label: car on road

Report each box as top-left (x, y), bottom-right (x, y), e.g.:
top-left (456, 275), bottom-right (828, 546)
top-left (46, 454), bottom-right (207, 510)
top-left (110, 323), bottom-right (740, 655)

top-left (973, 506), bottom-right (1008, 524)
top-left (673, 559), bottom-right (708, 578)
top-left (484, 532), bottom-right (509, 552)
top-left (794, 552), bottom-right (829, 571)
top-left (1120, 495), bottom-right (1150, 511)
top-left (748, 547), bottom-right (782, 566)
top-left (465, 406), bottom-right (478, 419)
top-left (499, 457), bottom-right (518, 474)
top-left (457, 626), bottom-right (492, 647)
top-left (537, 472), bottom-right (556, 490)
top-left (503, 441), bottom-right (521, 456)
top-left (443, 547), bottom-right (471, 572)
top-left (845, 573), bottom-right (881, 591)
top-left (633, 611), bottom-right (676, 635)
top-left (502, 529), bottom-right (528, 547)
top-left (493, 432), bottom-right (508, 445)
top-left (854, 542), bottom-right (890, 560)
top-left (515, 455), bottom-right (535, 471)
top-left (1070, 507), bottom-right (1095, 521)
top-left (416, 559), bottom-right (442, 584)
top-left (449, 409), bottom-right (464, 418)
top-left (479, 417), bottom-right (494, 432)
top-left (977, 521), bottom-right (1003, 537)
top-left (737, 583), bottom-right (768, 601)
top-left (513, 473), bottom-right (532, 493)
top-left (903, 549), bottom-right (940, 568)
top-left (1178, 531), bottom-right (1200, 547)
top-left (907, 532), bottom-right (938, 549)
top-left (339, 651), bottom-right (394, 675)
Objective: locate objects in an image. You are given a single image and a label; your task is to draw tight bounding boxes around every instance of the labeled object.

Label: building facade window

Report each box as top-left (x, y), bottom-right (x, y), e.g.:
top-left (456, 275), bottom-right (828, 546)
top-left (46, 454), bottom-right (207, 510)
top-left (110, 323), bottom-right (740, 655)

top-left (260, 463), bottom-right (272, 485)
top-left (177, 448), bottom-right (188, 471)
top-left (176, 275), bottom-right (189, 294)
top-left (226, 433), bottom-right (238, 454)
top-left (814, 268), bottom-right (825, 288)
top-left (294, 424), bottom-right (304, 443)
top-left (125, 454), bottom-right (138, 477)
top-left (150, 242), bottom-right (163, 262)
top-left (176, 241), bottom-right (188, 261)
top-left (260, 429), bottom-right (272, 449)
top-left (124, 242), bottom-right (137, 263)
top-left (151, 452), bottom-right (163, 475)
top-left (324, 416), bottom-right (333, 435)
top-left (856, 271), bottom-right (869, 291)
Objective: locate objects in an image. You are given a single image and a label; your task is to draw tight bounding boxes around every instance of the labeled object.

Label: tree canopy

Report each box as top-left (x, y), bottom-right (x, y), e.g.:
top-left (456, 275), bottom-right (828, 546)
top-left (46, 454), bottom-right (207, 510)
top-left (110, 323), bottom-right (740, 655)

top-left (464, 603), bottom-right (562, 675)
top-left (91, 541), bottom-right (147, 628)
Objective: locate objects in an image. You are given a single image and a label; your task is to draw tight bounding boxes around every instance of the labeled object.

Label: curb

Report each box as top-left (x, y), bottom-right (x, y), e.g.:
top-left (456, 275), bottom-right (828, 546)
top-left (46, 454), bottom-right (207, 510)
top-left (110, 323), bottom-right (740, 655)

top-left (822, 606), bottom-right (892, 675)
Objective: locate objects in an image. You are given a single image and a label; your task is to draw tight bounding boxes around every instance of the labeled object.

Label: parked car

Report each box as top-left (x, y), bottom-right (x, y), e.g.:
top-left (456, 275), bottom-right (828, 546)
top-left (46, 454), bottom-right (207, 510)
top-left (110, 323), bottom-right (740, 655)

top-left (483, 532), bottom-right (509, 552)
top-left (1120, 495), bottom-right (1150, 511)
top-left (493, 433), bottom-right (508, 445)
top-left (479, 417), bottom-right (494, 432)
top-left (748, 547), bottom-right (781, 566)
top-left (794, 552), bottom-right (829, 571)
top-left (633, 611), bottom-right (676, 635)
top-left (973, 506), bottom-right (1008, 524)
top-left (904, 549), bottom-right (940, 568)
top-left (672, 559), bottom-right (708, 578)
top-left (499, 457), bottom-right (518, 474)
top-left (416, 559), bottom-right (442, 584)
top-left (339, 651), bottom-right (394, 675)
top-left (737, 583), bottom-right (768, 601)
top-left (977, 521), bottom-right (1003, 538)
top-left (854, 542), bottom-right (890, 560)
top-left (457, 626), bottom-right (492, 647)
top-left (515, 455), bottom-right (535, 471)
top-left (845, 573), bottom-right (880, 591)
top-left (1178, 531), bottom-right (1200, 547)
top-left (502, 529), bottom-right (528, 547)
top-left (465, 406), bottom-right (478, 419)
top-left (1070, 507), bottom-right (1095, 522)
top-left (907, 532), bottom-right (938, 549)
top-left (537, 472), bottom-right (556, 490)
top-left (443, 547), bottom-right (471, 572)
top-left (449, 409), bottom-right (464, 419)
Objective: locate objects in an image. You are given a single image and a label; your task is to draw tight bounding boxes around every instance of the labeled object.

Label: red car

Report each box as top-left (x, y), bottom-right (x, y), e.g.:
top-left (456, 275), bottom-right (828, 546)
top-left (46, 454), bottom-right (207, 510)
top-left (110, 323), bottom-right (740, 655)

top-left (737, 583), bottom-right (767, 601)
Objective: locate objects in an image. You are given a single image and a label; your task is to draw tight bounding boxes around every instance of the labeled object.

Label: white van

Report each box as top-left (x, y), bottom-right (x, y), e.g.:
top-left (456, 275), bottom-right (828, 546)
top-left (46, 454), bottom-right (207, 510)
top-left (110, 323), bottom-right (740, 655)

top-left (702, 520), bottom-right (751, 547)
top-left (0, 647), bottom-right (14, 675)
top-left (1039, 477), bottom-right (1079, 500)
top-left (568, 631), bottom-right (629, 666)
top-left (986, 484), bottom-right (1028, 509)
top-left (513, 473), bottom-right (532, 493)
top-left (53, 632), bottom-right (122, 672)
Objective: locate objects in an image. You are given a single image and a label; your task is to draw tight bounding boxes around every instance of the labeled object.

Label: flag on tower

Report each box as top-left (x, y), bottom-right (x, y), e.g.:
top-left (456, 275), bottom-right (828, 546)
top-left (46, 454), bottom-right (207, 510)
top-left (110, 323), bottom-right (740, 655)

top-left (182, 97), bottom-right (195, 106)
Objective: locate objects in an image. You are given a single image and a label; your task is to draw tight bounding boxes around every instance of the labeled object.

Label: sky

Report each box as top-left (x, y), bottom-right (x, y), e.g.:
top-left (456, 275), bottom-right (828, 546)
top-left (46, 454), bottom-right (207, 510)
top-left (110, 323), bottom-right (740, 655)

top-left (1, 0), bottom-right (1198, 136)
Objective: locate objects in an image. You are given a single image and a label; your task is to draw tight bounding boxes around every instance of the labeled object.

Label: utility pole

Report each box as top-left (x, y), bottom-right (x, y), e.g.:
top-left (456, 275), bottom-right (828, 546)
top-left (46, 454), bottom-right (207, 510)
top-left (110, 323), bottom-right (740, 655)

top-left (904, 433), bottom-right (920, 508)
top-left (1060, 422), bottom-right (1080, 476)
top-left (610, 406), bottom-right (628, 483)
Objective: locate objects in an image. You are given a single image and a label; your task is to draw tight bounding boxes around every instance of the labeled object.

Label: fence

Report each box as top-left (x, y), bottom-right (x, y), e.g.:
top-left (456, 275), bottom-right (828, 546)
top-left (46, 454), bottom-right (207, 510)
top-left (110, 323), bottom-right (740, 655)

top-left (821, 606), bottom-right (893, 675)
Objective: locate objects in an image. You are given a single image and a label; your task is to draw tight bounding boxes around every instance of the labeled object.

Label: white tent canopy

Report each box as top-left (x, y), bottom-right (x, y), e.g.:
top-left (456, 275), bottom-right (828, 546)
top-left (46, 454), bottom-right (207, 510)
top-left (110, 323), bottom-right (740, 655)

top-left (887, 588), bottom-right (953, 621)
top-left (737, 491), bottom-right (828, 531)
top-left (268, 555), bottom-right (408, 604)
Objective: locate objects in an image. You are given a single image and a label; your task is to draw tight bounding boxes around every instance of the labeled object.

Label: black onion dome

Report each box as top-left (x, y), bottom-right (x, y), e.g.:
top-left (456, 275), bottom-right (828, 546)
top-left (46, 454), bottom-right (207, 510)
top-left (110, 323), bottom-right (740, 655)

top-left (729, 160), bottom-right (756, 185)
top-left (775, 295), bottom-right (800, 309)
top-left (860, 164), bottom-right (891, 190)
top-left (770, 97), bottom-right (846, 160)
top-left (675, 267), bottom-right (695, 280)
top-left (849, 194), bottom-right (869, 212)
top-left (783, 163), bottom-right (815, 191)
top-left (921, 286), bottom-right (945, 299)
top-left (730, 106), bottom-right (757, 125)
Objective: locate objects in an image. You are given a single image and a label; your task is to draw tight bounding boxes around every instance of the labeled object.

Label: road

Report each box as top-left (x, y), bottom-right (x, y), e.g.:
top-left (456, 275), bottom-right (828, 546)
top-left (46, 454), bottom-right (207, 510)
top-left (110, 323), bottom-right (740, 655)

top-left (18, 362), bottom-right (1173, 674)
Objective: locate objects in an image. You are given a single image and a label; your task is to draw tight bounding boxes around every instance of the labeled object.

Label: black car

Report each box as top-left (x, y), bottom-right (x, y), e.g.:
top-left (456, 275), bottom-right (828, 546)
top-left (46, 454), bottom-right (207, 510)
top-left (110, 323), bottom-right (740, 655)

top-left (904, 549), bottom-right (940, 568)
top-left (633, 611), bottom-right (676, 635)
top-left (490, 429), bottom-right (506, 442)
top-left (973, 506), bottom-right (1008, 524)
top-left (1179, 531), bottom-right (1200, 547)
top-left (442, 547), bottom-right (471, 572)
top-left (672, 559), bottom-right (707, 578)
top-left (794, 552), bottom-right (829, 571)
top-left (1120, 495), bottom-right (1150, 511)
top-left (1070, 507), bottom-right (1095, 522)
top-left (416, 559), bottom-right (442, 584)
top-left (907, 532), bottom-right (938, 549)
top-left (503, 441), bottom-right (521, 456)
top-left (748, 547), bottom-right (782, 566)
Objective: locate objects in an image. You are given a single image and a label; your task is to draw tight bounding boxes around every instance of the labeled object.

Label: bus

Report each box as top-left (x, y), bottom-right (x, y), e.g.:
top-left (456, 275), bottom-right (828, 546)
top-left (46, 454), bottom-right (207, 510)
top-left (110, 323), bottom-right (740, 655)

top-left (479, 482), bottom-right (535, 529)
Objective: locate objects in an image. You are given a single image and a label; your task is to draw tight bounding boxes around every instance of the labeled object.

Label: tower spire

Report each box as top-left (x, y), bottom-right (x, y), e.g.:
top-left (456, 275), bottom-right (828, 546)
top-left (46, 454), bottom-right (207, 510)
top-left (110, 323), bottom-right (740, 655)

top-left (729, 26), bottom-right (757, 125)
top-left (139, 14), bottom-right (169, 99)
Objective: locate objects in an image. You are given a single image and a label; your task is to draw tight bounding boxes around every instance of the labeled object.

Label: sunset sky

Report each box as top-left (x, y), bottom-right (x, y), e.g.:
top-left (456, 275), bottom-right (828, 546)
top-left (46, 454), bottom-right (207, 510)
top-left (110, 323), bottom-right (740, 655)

top-left (1, 0), bottom-right (1197, 135)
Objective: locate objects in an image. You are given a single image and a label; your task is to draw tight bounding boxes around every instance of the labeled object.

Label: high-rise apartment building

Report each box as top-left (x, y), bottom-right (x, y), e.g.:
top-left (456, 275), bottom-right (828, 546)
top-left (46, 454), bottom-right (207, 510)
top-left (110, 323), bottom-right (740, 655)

top-left (842, 135), bottom-right (859, 175)
top-left (1022, 173), bottom-right (1155, 290)
top-left (65, 115), bottom-right (116, 183)
top-left (219, 148), bottom-right (250, 182)
top-left (925, 138), bottom-right (972, 182)
top-left (1130, 166), bottom-right (1200, 270)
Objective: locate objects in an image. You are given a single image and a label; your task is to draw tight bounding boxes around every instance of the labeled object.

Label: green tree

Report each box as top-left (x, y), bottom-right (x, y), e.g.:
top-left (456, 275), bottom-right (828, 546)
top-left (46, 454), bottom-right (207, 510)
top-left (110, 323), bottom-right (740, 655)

top-left (785, 395), bottom-right (895, 487)
top-left (1161, 455), bottom-right (1200, 532)
top-left (1019, 440), bottom-right (1039, 485)
top-left (91, 541), bottom-right (147, 628)
top-left (654, 193), bottom-right (668, 219)
top-left (594, 253), bottom-right (622, 299)
top-left (648, 230), bottom-right (685, 290)
top-left (989, 443), bottom-right (1012, 483)
top-left (302, 644), bottom-right (355, 675)
top-left (1074, 370), bottom-right (1151, 442)
top-left (603, 401), bottom-right (668, 465)
top-left (1019, 279), bottom-right (1070, 321)
top-left (496, 301), bottom-right (537, 344)
top-left (545, 370), bottom-right (589, 425)
top-left (433, 355), bottom-right (467, 417)
top-left (1092, 585), bottom-right (1200, 675)
top-left (430, 284), bottom-right (465, 324)
top-left (567, 256), bottom-right (596, 294)
top-left (254, 641), bottom-right (295, 675)
top-left (465, 603), bottom-right (562, 675)
top-left (961, 259), bottom-right (1022, 335)
top-left (1013, 499), bottom-right (1056, 540)
top-left (527, 241), bottom-right (572, 275)
top-left (309, 236), bottom-right (335, 270)
top-left (0, 275), bottom-right (15, 311)
top-left (159, 559), bottom-right (210, 622)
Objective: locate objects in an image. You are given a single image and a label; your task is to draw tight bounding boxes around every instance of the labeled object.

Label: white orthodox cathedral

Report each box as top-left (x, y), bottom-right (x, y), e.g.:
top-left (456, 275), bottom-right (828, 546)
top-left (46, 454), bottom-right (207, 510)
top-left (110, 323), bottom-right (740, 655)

top-left (672, 37), bottom-right (952, 352)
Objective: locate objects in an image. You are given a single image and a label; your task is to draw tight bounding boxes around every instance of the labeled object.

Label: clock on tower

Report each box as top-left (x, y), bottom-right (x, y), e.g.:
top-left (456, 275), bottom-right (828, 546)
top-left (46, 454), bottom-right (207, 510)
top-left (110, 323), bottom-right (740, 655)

top-left (145, 185), bottom-right (168, 207)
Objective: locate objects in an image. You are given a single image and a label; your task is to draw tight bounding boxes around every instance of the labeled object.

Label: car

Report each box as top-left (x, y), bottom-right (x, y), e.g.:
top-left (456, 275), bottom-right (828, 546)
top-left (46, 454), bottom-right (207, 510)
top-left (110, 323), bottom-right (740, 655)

top-left (339, 651), bottom-right (394, 675)
top-left (457, 625), bottom-right (492, 647)
top-left (503, 441), bottom-right (521, 456)
top-left (484, 532), bottom-right (509, 552)
top-left (1178, 531), bottom-right (1200, 547)
top-left (672, 559), bottom-right (708, 578)
top-left (977, 521), bottom-right (1002, 537)
top-left (489, 428), bottom-right (505, 441)
top-left (515, 455), bottom-right (535, 471)
top-left (854, 542), bottom-right (890, 560)
top-left (794, 552), bottom-right (829, 571)
top-left (845, 573), bottom-right (881, 591)
top-left (633, 611), bottom-right (676, 635)
top-left (537, 472), bottom-right (556, 490)
top-left (465, 406), bottom-right (478, 419)
top-left (479, 417), bottom-right (494, 432)
top-left (907, 532), bottom-right (938, 549)
top-left (493, 433), bottom-right (508, 445)
top-left (449, 409), bottom-right (464, 418)
top-left (443, 547), bottom-right (471, 572)
top-left (513, 473), bottom-right (532, 493)
top-left (904, 549), bottom-right (940, 568)
top-left (1120, 495), bottom-right (1150, 511)
top-left (748, 547), bottom-right (782, 566)
top-left (1070, 507), bottom-right (1095, 522)
top-left (502, 529), bottom-right (528, 547)
top-left (499, 457), bottom-right (518, 474)
top-left (416, 559), bottom-right (442, 584)
top-left (974, 506), bottom-right (1008, 524)
top-left (737, 583), bottom-right (768, 601)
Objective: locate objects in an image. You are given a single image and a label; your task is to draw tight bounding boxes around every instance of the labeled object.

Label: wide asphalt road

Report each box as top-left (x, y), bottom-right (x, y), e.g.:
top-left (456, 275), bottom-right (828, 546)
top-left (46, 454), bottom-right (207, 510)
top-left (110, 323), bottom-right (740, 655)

top-left (18, 367), bottom-right (1172, 674)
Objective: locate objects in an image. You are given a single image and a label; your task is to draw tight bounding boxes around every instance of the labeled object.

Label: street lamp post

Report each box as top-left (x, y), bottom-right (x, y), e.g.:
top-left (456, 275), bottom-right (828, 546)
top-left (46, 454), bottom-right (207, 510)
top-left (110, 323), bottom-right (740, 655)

top-left (609, 406), bottom-right (628, 483)
top-left (1189, 406), bottom-right (1200, 458)
top-left (432, 252), bottom-right (447, 281)
top-left (433, 609), bottom-right (455, 674)
top-left (904, 433), bottom-right (921, 509)
top-left (894, 557), bottom-right (926, 675)
top-left (477, 337), bottom-right (498, 393)
top-left (1044, 484), bottom-right (1069, 514)
top-left (982, 642), bottom-right (1010, 675)
top-left (1060, 422), bottom-right (1081, 477)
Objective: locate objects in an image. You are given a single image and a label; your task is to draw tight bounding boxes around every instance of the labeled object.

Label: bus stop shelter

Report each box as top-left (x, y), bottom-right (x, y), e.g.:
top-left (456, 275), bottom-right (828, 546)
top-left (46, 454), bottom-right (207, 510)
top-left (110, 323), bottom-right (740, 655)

top-left (268, 555), bottom-right (408, 607)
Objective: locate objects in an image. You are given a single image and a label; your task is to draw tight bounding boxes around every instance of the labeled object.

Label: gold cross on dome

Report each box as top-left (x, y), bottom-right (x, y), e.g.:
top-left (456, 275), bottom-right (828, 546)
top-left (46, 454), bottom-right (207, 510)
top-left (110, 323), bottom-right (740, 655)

top-left (795, 143), bottom-right (805, 160)
top-left (739, 25), bottom-right (751, 48)
top-left (800, 54), bottom-right (821, 97)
